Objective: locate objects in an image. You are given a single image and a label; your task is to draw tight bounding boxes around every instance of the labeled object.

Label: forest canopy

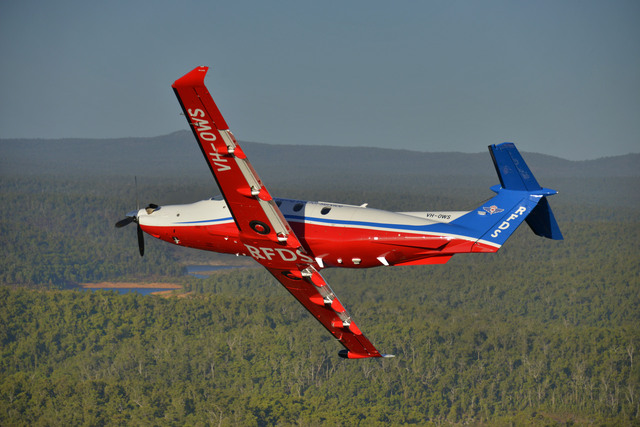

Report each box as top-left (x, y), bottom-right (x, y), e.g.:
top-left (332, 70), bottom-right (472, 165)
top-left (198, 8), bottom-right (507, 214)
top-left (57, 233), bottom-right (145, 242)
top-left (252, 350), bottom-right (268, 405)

top-left (1, 141), bottom-right (638, 425)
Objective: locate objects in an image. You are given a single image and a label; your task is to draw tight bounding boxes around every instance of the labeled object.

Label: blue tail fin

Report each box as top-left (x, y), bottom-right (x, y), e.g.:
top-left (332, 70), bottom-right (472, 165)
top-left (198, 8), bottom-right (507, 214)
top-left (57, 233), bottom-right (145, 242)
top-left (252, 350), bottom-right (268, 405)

top-left (490, 142), bottom-right (541, 191)
top-left (490, 143), bottom-right (563, 240)
top-left (448, 143), bottom-right (562, 251)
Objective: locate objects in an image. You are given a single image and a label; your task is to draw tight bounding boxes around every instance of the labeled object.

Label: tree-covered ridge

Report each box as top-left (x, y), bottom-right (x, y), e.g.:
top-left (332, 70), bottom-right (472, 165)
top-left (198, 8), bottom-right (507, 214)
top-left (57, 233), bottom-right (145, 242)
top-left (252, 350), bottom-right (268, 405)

top-left (2, 133), bottom-right (639, 178)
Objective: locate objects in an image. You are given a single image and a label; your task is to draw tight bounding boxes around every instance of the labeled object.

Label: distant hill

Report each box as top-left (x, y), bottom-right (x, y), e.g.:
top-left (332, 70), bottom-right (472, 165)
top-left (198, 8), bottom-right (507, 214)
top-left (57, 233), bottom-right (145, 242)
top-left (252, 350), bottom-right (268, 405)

top-left (1, 131), bottom-right (638, 179)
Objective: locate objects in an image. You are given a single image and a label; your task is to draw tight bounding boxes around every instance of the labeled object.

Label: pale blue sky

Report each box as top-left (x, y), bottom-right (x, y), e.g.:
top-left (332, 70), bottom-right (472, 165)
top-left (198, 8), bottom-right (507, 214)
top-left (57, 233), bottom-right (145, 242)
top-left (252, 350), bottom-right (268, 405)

top-left (1, 1), bottom-right (638, 160)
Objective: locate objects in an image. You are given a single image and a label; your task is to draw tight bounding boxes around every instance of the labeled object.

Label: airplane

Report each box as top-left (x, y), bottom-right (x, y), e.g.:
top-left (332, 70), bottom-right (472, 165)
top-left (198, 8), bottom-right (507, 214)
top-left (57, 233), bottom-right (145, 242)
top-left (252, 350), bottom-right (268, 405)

top-left (116, 66), bottom-right (563, 359)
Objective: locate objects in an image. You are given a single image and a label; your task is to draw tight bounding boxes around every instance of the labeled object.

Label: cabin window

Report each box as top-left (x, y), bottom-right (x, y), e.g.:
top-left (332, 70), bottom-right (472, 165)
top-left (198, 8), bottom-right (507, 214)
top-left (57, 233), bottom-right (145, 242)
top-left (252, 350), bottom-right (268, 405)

top-left (293, 203), bottom-right (303, 212)
top-left (321, 207), bottom-right (331, 215)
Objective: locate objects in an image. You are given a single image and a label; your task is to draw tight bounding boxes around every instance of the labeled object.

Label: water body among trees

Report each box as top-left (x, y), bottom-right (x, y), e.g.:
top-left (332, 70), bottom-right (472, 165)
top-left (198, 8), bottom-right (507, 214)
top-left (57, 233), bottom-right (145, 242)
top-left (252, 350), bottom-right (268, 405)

top-left (76, 265), bottom-right (248, 294)
top-left (0, 138), bottom-right (638, 425)
top-left (85, 287), bottom-right (165, 295)
top-left (185, 264), bottom-right (246, 278)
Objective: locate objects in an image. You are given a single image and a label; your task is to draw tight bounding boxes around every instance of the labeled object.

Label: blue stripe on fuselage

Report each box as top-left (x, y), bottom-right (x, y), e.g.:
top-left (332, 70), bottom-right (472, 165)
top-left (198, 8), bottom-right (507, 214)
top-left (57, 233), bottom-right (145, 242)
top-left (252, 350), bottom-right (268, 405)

top-left (168, 214), bottom-right (483, 240)
top-left (283, 214), bottom-right (480, 239)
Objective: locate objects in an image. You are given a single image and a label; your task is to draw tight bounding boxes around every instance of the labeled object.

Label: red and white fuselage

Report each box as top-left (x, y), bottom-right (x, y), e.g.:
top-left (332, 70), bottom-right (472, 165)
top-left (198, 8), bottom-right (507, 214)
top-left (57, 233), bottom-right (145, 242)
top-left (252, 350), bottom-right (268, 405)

top-left (138, 196), bottom-right (499, 271)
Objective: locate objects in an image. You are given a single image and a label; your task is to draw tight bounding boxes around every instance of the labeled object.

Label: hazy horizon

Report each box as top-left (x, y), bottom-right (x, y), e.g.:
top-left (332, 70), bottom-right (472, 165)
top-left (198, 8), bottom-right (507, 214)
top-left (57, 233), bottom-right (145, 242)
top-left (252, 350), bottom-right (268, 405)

top-left (1, 1), bottom-right (638, 161)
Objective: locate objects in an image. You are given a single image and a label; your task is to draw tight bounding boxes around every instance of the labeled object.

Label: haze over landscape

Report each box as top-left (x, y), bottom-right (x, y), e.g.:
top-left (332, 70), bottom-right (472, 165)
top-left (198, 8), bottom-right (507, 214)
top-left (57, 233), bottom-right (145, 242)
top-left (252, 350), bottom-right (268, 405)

top-left (1, 2), bottom-right (639, 425)
top-left (1, 1), bottom-right (639, 160)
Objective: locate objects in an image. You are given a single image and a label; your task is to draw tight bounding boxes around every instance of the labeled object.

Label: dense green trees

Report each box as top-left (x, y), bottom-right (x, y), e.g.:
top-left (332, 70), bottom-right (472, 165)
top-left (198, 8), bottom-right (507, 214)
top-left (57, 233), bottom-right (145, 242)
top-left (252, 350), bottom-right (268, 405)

top-left (1, 172), bottom-right (638, 424)
top-left (0, 176), bottom-right (187, 286)
top-left (1, 271), bottom-right (637, 425)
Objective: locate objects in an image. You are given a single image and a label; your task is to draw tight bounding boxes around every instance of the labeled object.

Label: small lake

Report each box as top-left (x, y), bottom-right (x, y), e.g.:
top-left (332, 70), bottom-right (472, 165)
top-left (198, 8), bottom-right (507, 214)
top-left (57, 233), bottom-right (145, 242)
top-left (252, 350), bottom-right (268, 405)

top-left (185, 265), bottom-right (243, 278)
top-left (84, 287), bottom-right (172, 295)
top-left (80, 265), bottom-right (247, 295)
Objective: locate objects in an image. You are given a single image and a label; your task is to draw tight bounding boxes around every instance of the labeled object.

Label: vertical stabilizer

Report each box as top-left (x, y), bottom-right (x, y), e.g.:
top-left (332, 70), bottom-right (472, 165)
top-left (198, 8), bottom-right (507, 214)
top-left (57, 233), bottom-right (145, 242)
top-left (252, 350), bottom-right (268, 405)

top-left (449, 143), bottom-right (563, 251)
top-left (490, 142), bottom-right (541, 191)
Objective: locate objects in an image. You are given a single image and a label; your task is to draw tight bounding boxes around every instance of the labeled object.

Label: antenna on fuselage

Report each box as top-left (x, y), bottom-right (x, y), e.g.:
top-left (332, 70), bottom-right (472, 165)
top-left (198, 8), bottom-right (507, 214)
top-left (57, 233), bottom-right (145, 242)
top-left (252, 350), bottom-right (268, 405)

top-left (135, 176), bottom-right (139, 211)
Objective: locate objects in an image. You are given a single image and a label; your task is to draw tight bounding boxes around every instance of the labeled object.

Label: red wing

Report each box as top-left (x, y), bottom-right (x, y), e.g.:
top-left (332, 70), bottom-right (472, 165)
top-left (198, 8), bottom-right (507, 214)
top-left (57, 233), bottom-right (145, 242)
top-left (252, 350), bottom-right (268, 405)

top-left (172, 66), bottom-right (298, 255)
top-left (172, 67), bottom-right (388, 359)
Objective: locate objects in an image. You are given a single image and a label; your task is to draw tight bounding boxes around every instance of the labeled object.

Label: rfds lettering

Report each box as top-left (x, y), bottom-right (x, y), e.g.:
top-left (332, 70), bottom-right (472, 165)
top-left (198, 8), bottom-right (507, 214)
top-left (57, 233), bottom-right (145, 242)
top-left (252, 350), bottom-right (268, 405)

top-left (490, 206), bottom-right (527, 238)
top-left (244, 244), bottom-right (315, 264)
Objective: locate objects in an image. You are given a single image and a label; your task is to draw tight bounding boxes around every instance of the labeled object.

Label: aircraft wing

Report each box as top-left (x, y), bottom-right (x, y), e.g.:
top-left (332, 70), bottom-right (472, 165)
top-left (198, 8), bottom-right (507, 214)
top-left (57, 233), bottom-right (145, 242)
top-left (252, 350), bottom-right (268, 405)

top-left (172, 67), bottom-right (387, 359)
top-left (264, 265), bottom-right (385, 359)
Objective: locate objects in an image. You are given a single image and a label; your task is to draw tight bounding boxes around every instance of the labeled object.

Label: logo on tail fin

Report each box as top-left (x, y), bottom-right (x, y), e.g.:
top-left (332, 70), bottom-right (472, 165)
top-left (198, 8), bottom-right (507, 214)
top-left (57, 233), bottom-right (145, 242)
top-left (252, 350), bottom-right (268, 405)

top-left (483, 205), bottom-right (504, 215)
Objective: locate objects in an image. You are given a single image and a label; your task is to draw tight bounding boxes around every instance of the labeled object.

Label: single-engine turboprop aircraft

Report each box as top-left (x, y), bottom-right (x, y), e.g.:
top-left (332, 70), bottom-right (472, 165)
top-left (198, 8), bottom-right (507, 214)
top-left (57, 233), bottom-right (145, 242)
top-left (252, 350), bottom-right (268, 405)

top-left (116, 66), bottom-right (563, 359)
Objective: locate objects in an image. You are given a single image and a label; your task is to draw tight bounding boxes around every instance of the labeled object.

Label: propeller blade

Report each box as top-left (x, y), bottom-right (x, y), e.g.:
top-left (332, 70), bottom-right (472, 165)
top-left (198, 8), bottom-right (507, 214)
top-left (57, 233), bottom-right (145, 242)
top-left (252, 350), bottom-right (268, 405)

top-left (137, 223), bottom-right (145, 257)
top-left (117, 177), bottom-right (148, 256)
top-left (115, 217), bottom-right (135, 228)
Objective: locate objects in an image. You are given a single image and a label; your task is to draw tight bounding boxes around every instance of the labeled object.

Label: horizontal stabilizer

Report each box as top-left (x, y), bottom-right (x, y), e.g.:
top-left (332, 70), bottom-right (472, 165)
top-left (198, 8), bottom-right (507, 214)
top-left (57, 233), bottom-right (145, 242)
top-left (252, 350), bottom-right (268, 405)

top-left (526, 196), bottom-right (563, 240)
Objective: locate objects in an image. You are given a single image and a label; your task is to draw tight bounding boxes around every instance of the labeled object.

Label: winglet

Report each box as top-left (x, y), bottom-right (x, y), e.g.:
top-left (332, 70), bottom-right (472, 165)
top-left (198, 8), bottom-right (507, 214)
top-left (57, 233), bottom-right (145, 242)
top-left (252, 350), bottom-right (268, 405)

top-left (338, 350), bottom-right (372, 359)
top-left (172, 66), bottom-right (208, 88)
top-left (172, 66), bottom-right (230, 130)
top-left (338, 350), bottom-right (394, 359)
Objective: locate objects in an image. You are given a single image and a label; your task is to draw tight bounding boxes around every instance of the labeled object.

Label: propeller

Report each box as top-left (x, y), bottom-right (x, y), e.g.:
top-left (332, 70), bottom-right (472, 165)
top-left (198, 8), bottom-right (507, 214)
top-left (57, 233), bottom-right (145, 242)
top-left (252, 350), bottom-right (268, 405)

top-left (115, 216), bottom-right (135, 228)
top-left (115, 177), bottom-right (154, 257)
top-left (114, 210), bottom-right (145, 256)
